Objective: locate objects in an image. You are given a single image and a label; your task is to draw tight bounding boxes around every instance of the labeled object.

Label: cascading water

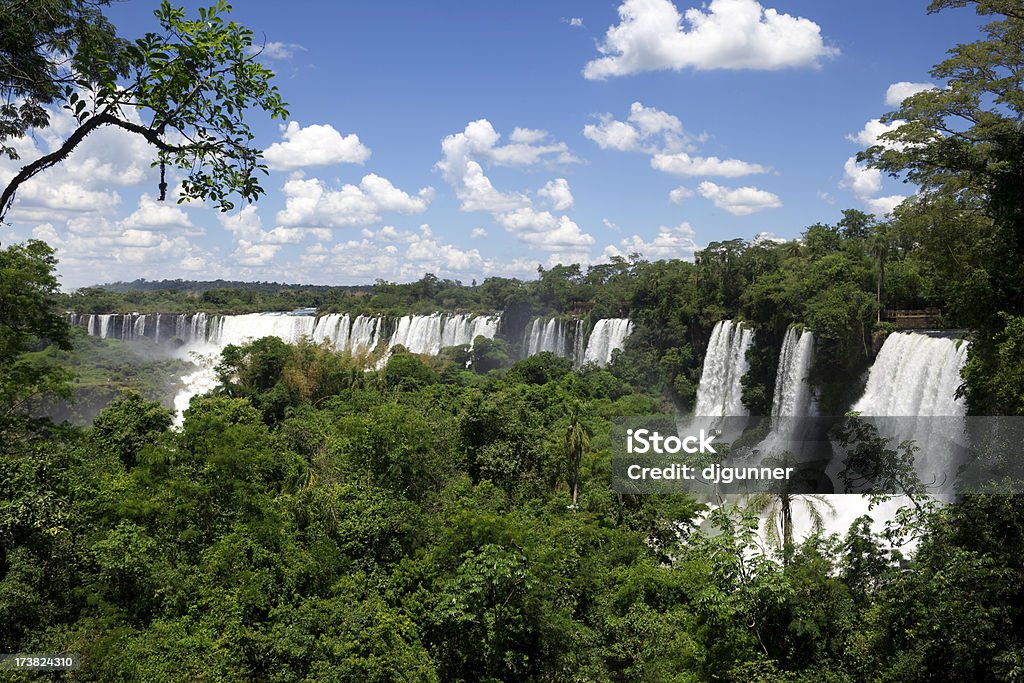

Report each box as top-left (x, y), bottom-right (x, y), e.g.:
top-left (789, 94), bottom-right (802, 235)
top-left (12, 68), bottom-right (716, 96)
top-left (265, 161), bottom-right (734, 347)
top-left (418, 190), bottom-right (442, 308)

top-left (693, 320), bottom-right (753, 417)
top-left (76, 310), bottom-right (501, 423)
top-left (771, 327), bottom-right (816, 418)
top-left (573, 319), bottom-right (586, 366)
top-left (523, 318), bottom-right (567, 357)
top-left (389, 313), bottom-right (500, 356)
top-left (582, 318), bottom-right (633, 367)
top-left (853, 332), bottom-right (968, 417)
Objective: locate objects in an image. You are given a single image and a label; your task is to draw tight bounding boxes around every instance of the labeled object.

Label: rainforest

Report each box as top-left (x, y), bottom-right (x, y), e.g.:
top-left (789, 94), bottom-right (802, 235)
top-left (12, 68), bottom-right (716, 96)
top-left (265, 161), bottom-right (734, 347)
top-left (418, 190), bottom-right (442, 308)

top-left (3, 0), bottom-right (1024, 681)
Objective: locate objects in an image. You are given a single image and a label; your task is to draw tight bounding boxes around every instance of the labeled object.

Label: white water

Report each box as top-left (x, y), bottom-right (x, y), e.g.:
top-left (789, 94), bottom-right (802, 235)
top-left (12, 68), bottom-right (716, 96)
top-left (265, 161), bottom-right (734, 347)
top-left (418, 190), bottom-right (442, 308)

top-left (694, 320), bottom-right (753, 417)
top-left (573, 319), bottom-right (586, 366)
top-left (771, 327), bottom-right (816, 418)
top-left (390, 313), bottom-right (499, 356)
top-left (523, 318), bottom-right (567, 357)
top-left (853, 332), bottom-right (968, 417)
top-left (582, 318), bottom-right (633, 367)
top-left (76, 311), bottom-right (500, 422)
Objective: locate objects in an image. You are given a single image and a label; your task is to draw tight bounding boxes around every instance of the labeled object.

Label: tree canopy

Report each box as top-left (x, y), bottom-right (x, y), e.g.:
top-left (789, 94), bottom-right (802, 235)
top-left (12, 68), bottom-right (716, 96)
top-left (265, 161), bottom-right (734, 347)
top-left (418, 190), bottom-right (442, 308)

top-left (0, 0), bottom-right (288, 223)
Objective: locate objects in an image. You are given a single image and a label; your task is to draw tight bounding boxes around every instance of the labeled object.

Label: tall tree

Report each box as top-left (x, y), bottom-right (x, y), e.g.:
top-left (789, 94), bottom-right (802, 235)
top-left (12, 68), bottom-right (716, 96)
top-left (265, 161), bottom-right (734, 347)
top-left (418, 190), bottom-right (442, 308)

top-left (863, 0), bottom-right (1024, 324)
top-left (0, 0), bottom-right (288, 223)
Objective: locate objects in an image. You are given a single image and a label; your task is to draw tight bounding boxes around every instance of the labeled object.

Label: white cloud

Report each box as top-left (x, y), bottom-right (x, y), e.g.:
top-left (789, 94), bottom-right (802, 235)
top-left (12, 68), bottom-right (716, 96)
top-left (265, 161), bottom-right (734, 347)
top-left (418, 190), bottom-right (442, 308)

top-left (231, 241), bottom-right (282, 267)
top-left (669, 186), bottom-right (694, 204)
top-left (250, 41), bottom-right (305, 60)
top-left (583, 101), bottom-right (691, 154)
top-left (864, 195), bottom-right (906, 216)
top-left (602, 218), bottom-right (621, 232)
top-left (119, 194), bottom-right (197, 232)
top-left (218, 205), bottom-right (307, 250)
top-left (752, 231), bottom-right (786, 244)
top-left (470, 227), bottom-right (488, 238)
top-left (583, 0), bottom-right (838, 80)
top-left (841, 156), bottom-right (882, 198)
top-left (276, 173), bottom-right (433, 228)
top-left (496, 207), bottom-right (595, 249)
top-left (651, 152), bottom-right (768, 177)
top-left (0, 106), bottom-right (153, 222)
top-left (298, 225), bottom-right (539, 282)
top-left (846, 118), bottom-right (906, 149)
top-left (885, 81), bottom-right (937, 107)
top-left (605, 222), bottom-right (699, 260)
top-left (697, 181), bottom-right (781, 215)
top-left (538, 178), bottom-right (574, 210)
top-left (841, 156), bottom-right (906, 216)
top-left (569, 17), bottom-right (584, 27)
top-left (263, 121), bottom-right (371, 170)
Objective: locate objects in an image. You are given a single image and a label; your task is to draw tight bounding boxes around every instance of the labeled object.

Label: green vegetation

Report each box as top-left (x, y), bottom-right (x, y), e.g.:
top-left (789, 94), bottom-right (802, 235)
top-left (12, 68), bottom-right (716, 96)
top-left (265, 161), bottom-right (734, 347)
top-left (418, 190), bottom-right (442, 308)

top-left (0, 0), bottom-right (288, 220)
top-left (2, 0), bottom-right (1024, 680)
top-left (26, 328), bottom-right (190, 425)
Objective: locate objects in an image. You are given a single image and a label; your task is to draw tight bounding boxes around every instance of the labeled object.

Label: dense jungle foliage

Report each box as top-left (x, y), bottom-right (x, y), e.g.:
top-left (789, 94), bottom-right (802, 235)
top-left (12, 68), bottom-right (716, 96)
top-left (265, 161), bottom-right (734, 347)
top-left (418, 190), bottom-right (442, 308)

top-left (3, 0), bottom-right (1024, 680)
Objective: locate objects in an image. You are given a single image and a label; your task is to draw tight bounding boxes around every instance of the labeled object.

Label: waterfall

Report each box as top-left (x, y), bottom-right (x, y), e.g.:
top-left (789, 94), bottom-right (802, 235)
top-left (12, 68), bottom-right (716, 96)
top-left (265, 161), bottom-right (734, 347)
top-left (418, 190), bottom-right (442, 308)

top-left (349, 315), bottom-right (381, 353)
top-left (582, 318), bottom-right (633, 367)
top-left (694, 320), bottom-right (753, 417)
top-left (97, 314), bottom-right (114, 339)
top-left (573, 319), bottom-right (586, 366)
top-left (853, 332), bottom-right (968, 417)
top-left (523, 318), bottom-right (567, 357)
top-left (389, 313), bottom-right (499, 355)
top-left (75, 309), bottom-right (500, 422)
top-left (843, 331), bottom-right (970, 497)
top-left (771, 327), bottom-right (816, 417)
top-left (209, 312), bottom-right (316, 346)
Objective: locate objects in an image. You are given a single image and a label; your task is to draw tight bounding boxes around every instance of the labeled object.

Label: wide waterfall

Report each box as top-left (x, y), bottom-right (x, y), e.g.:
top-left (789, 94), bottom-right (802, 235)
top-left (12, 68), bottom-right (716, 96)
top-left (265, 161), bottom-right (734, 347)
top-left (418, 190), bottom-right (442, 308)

top-left (582, 319), bottom-right (633, 367)
top-left (694, 320), bottom-right (753, 417)
top-left (74, 310), bottom-right (500, 421)
top-left (771, 327), bottom-right (816, 417)
top-left (853, 332), bottom-right (968, 417)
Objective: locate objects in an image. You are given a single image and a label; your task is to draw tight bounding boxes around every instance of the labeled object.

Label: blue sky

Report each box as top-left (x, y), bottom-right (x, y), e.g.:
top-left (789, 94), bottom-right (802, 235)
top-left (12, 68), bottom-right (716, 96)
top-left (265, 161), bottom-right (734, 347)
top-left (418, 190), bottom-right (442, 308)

top-left (1, 0), bottom-right (983, 288)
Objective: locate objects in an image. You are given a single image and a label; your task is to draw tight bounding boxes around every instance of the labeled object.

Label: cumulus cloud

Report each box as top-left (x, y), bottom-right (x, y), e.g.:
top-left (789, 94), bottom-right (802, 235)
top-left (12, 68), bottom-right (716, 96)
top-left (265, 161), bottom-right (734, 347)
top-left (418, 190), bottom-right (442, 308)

top-left (436, 120), bottom-right (594, 250)
top-left (298, 225), bottom-right (538, 282)
top-left (752, 231), bottom-right (786, 244)
top-left (496, 207), bottom-right (595, 249)
top-left (119, 193), bottom-right (198, 232)
top-left (583, 0), bottom-right (838, 80)
top-left (604, 222), bottom-right (699, 260)
top-left (218, 205), bottom-right (307, 254)
top-left (276, 173), bottom-right (433, 228)
top-left (263, 121), bottom-right (371, 170)
top-left (584, 102), bottom-right (694, 154)
top-left (669, 186), bottom-right (694, 204)
top-left (841, 156), bottom-right (906, 216)
top-left (885, 81), bottom-right (937, 107)
top-left (651, 152), bottom-right (768, 177)
top-left (846, 118), bottom-right (906, 149)
top-left (538, 178), bottom-right (574, 210)
top-left (470, 227), bottom-right (488, 238)
top-left (697, 181), bottom-right (781, 215)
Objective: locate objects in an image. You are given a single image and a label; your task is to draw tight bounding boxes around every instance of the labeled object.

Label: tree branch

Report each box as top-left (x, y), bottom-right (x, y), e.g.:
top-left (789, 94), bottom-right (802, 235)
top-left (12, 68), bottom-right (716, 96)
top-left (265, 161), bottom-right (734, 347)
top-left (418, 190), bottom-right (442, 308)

top-left (0, 112), bottom-right (215, 223)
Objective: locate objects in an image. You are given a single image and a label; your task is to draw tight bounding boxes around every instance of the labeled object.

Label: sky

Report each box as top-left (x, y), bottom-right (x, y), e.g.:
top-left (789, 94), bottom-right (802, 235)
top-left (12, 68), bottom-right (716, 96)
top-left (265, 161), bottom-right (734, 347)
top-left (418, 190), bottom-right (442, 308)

top-left (0, 0), bottom-right (984, 289)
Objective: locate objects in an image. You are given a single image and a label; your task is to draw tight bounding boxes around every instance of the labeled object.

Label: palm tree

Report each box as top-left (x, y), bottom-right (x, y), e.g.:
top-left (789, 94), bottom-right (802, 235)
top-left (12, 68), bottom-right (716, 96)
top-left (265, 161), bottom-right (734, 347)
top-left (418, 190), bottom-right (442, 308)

top-left (745, 452), bottom-right (835, 564)
top-left (747, 490), bottom-right (836, 564)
